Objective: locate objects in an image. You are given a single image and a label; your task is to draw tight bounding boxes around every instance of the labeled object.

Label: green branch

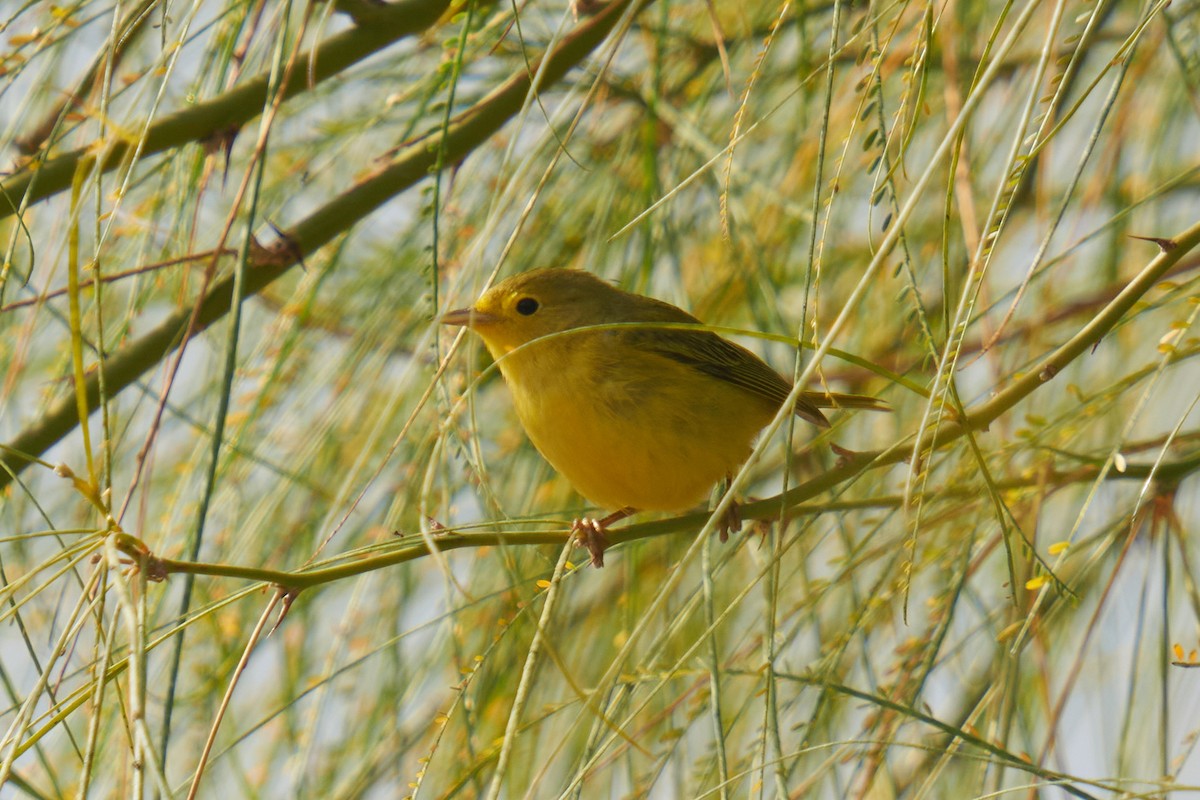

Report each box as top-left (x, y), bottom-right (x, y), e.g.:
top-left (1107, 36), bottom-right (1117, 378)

top-left (745, 221), bottom-right (1200, 523)
top-left (97, 219), bottom-right (1200, 593)
top-left (0, 0), bottom-right (451, 219)
top-left (114, 443), bottom-right (1200, 591)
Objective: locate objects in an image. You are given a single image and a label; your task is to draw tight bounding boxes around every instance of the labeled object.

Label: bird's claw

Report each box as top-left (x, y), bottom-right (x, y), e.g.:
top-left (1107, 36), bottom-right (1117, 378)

top-left (570, 508), bottom-right (634, 568)
top-left (717, 501), bottom-right (742, 543)
top-left (572, 518), bottom-right (610, 568)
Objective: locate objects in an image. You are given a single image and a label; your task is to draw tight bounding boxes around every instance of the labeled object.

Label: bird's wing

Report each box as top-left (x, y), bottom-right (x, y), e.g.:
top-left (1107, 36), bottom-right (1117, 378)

top-left (625, 326), bottom-right (831, 427)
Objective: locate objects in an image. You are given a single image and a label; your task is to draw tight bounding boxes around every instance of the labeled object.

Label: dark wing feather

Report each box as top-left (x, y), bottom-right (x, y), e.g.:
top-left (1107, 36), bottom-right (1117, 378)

top-left (625, 327), bottom-right (831, 427)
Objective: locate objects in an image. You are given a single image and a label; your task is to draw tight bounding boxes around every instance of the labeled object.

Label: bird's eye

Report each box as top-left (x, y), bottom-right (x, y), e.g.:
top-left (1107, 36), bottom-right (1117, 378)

top-left (515, 297), bottom-right (539, 316)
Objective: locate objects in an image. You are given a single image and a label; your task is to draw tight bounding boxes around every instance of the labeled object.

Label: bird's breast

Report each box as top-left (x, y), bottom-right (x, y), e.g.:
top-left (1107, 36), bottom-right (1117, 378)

top-left (496, 334), bottom-right (777, 512)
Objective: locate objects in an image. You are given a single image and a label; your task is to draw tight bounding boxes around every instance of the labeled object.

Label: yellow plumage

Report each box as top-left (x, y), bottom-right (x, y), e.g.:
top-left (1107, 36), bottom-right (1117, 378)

top-left (442, 268), bottom-right (886, 562)
top-left (492, 320), bottom-right (778, 511)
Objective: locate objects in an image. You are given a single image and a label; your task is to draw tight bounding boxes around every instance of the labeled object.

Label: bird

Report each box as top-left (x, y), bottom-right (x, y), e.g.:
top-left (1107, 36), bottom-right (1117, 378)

top-left (441, 268), bottom-right (887, 566)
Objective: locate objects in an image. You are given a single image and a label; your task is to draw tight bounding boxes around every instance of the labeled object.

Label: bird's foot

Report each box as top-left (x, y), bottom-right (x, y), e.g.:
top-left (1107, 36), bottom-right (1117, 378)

top-left (717, 501), bottom-right (742, 543)
top-left (716, 474), bottom-right (744, 543)
top-left (571, 507), bottom-right (634, 568)
top-left (572, 518), bottom-right (609, 568)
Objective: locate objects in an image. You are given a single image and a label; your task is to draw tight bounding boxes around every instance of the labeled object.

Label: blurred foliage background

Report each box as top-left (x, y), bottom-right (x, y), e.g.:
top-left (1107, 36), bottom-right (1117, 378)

top-left (1, 0), bottom-right (1199, 797)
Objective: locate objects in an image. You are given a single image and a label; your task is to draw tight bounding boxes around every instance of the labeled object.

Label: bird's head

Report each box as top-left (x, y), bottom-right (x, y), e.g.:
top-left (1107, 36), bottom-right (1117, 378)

top-left (441, 269), bottom-right (619, 355)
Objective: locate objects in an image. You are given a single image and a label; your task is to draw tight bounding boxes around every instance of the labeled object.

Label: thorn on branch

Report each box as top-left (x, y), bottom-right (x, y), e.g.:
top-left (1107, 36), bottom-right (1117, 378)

top-left (251, 223), bottom-right (305, 269)
top-left (746, 519), bottom-right (771, 548)
top-left (830, 442), bottom-right (859, 469)
top-left (570, 0), bottom-right (607, 18)
top-left (145, 554), bottom-right (169, 582)
top-left (269, 586), bottom-right (302, 635)
top-left (1128, 234), bottom-right (1178, 253)
top-left (202, 125), bottom-right (241, 184)
top-left (105, 534), bottom-right (170, 581)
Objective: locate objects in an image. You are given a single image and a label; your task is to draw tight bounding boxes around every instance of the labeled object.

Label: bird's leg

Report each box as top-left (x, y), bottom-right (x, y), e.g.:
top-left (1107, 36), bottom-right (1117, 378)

top-left (572, 507), bottom-right (634, 568)
top-left (716, 474), bottom-right (743, 543)
top-left (718, 502), bottom-right (742, 543)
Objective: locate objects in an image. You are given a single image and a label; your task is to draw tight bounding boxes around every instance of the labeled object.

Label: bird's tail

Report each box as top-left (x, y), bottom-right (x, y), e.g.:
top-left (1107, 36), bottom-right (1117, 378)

top-left (792, 391), bottom-right (890, 428)
top-left (804, 391), bottom-right (891, 413)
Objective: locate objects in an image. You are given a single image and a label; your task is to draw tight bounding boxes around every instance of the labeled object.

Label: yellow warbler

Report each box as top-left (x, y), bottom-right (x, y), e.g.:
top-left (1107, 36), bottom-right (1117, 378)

top-left (442, 268), bottom-right (885, 565)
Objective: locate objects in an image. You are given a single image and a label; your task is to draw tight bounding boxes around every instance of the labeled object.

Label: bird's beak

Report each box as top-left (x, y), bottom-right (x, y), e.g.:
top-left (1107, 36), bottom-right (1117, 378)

top-left (440, 307), bottom-right (497, 328)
